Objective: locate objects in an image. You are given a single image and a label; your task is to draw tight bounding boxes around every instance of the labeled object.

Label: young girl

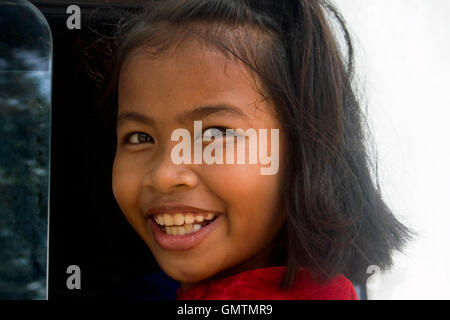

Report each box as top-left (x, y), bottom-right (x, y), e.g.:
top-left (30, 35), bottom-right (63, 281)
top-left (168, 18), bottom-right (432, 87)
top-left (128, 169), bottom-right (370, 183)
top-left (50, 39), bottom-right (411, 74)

top-left (104, 0), bottom-right (413, 300)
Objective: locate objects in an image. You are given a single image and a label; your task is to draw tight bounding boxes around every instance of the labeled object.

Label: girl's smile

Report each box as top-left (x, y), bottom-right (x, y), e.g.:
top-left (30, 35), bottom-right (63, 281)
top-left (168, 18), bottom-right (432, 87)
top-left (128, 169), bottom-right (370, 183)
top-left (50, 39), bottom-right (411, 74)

top-left (112, 38), bottom-right (286, 285)
top-left (145, 203), bottom-right (223, 250)
top-left (149, 210), bottom-right (223, 251)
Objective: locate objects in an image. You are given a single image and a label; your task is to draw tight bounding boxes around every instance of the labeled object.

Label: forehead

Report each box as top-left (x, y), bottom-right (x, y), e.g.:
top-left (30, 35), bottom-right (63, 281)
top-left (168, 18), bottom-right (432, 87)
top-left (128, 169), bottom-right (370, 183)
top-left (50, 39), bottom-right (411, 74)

top-left (118, 39), bottom-right (271, 120)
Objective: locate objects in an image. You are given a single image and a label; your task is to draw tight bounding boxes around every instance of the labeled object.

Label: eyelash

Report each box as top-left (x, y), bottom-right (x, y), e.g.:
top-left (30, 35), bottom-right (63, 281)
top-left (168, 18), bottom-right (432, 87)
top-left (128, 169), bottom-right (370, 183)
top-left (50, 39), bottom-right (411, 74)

top-left (203, 126), bottom-right (229, 135)
top-left (124, 132), bottom-right (155, 145)
top-left (123, 126), bottom-right (231, 145)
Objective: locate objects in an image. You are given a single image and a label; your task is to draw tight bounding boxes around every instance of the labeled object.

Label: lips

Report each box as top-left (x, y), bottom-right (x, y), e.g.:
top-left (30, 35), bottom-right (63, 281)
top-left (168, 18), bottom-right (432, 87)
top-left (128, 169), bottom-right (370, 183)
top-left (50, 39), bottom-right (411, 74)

top-left (145, 204), bottom-right (218, 216)
top-left (145, 204), bottom-right (223, 250)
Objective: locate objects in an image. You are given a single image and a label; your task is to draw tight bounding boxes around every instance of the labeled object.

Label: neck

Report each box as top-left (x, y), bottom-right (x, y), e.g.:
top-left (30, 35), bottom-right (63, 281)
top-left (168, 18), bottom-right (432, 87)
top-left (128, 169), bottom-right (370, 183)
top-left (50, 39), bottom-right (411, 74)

top-left (180, 241), bottom-right (282, 291)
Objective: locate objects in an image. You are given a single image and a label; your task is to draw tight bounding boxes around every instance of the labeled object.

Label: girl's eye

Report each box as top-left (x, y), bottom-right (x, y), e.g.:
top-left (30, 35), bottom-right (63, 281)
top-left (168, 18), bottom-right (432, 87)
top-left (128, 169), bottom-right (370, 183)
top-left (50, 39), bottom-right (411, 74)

top-left (202, 126), bottom-right (234, 140)
top-left (126, 132), bottom-right (155, 144)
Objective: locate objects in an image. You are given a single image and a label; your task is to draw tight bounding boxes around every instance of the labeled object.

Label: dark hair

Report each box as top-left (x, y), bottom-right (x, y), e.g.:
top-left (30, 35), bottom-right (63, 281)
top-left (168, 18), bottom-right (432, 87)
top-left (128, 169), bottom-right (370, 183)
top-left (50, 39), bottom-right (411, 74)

top-left (101, 0), bottom-right (414, 288)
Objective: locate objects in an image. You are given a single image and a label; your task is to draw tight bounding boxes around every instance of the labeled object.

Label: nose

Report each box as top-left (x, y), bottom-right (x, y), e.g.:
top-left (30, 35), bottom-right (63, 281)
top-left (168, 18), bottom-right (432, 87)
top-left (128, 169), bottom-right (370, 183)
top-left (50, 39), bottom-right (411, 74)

top-left (142, 144), bottom-right (198, 193)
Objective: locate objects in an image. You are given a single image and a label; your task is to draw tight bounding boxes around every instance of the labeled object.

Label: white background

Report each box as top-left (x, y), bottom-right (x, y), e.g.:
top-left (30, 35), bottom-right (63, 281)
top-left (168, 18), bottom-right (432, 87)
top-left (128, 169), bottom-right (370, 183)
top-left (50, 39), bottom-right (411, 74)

top-left (335, 0), bottom-right (450, 299)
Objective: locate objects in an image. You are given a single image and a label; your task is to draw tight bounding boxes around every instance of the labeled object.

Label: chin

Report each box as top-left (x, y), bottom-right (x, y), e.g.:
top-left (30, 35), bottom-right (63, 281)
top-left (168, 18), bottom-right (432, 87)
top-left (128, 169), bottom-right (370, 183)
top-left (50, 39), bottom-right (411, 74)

top-left (158, 256), bottom-right (223, 284)
top-left (165, 267), bottom-right (213, 284)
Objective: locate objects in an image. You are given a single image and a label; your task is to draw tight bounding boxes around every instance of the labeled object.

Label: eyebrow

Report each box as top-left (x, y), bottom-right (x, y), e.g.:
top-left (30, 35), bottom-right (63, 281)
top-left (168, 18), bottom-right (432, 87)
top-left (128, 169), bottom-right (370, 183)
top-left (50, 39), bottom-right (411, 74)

top-left (117, 104), bottom-right (247, 127)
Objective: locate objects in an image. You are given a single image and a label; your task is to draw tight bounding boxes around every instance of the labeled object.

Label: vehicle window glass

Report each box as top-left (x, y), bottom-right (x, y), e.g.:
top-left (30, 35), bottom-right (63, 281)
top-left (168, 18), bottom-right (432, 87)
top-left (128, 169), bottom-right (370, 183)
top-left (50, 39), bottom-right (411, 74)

top-left (0, 0), bottom-right (52, 300)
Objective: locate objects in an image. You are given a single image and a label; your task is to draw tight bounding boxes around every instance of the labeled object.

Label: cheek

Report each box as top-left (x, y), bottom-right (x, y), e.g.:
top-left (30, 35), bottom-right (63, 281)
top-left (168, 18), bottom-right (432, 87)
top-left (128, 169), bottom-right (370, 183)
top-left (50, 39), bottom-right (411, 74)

top-left (201, 163), bottom-right (284, 236)
top-left (112, 155), bottom-right (143, 217)
top-left (204, 162), bottom-right (281, 202)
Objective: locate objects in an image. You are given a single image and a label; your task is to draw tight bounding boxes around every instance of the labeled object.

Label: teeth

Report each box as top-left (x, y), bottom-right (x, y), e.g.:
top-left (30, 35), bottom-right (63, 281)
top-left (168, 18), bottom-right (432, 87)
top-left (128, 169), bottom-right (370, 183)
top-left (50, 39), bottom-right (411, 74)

top-left (185, 214), bottom-right (195, 224)
top-left (184, 224), bottom-right (192, 233)
top-left (155, 215), bottom-right (164, 225)
top-left (154, 212), bottom-right (216, 236)
top-left (173, 213), bottom-right (184, 226)
top-left (163, 213), bottom-right (173, 226)
top-left (154, 212), bottom-right (217, 227)
top-left (162, 223), bottom-right (202, 236)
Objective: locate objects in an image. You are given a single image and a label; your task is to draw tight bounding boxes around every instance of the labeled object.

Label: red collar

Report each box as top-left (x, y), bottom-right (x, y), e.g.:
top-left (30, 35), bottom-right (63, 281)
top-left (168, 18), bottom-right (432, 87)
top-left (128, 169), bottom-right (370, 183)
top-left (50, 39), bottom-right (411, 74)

top-left (177, 266), bottom-right (357, 300)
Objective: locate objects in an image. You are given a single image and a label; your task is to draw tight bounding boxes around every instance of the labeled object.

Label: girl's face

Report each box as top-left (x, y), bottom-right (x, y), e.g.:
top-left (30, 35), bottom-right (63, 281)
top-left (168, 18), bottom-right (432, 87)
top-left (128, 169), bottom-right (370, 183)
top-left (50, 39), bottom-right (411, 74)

top-left (112, 40), bottom-right (286, 285)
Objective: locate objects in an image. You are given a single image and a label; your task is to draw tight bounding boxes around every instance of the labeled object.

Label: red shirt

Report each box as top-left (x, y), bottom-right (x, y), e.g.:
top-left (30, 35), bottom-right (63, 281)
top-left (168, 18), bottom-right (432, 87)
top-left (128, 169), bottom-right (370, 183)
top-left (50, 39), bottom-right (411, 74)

top-left (177, 267), bottom-right (358, 300)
